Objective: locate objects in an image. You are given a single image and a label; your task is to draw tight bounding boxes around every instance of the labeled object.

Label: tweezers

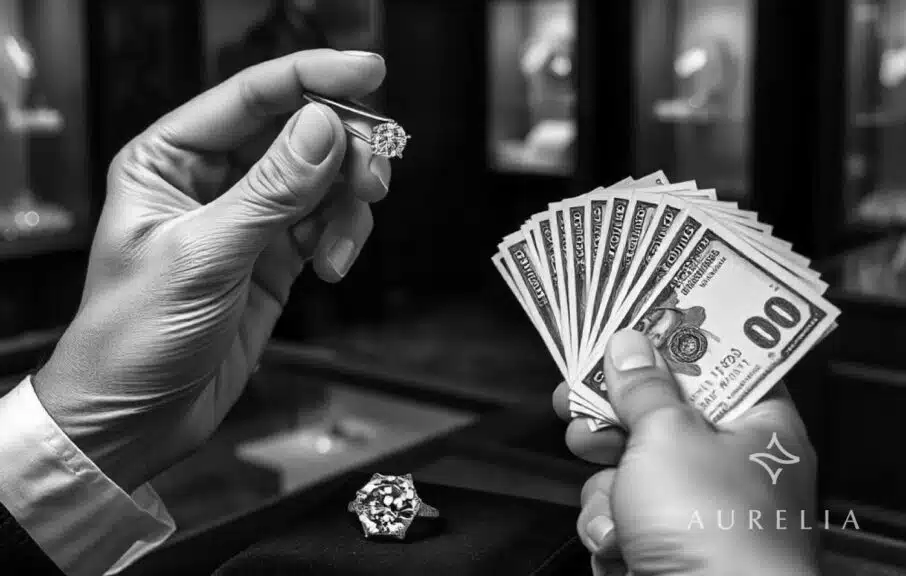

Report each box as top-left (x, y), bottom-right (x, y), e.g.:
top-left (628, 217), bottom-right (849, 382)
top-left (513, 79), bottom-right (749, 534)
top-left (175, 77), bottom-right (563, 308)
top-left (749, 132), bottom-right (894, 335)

top-left (302, 92), bottom-right (410, 159)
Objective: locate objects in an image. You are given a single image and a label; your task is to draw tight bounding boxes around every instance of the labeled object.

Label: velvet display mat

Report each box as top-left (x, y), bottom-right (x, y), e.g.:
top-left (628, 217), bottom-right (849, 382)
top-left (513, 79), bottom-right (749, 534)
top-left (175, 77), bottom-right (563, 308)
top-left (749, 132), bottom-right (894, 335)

top-left (213, 473), bottom-right (590, 575)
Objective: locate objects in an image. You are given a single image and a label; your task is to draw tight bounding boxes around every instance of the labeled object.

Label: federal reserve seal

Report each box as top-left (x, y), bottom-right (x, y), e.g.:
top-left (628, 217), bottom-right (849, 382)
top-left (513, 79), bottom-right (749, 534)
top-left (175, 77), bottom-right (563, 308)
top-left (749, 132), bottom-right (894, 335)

top-left (668, 326), bottom-right (709, 364)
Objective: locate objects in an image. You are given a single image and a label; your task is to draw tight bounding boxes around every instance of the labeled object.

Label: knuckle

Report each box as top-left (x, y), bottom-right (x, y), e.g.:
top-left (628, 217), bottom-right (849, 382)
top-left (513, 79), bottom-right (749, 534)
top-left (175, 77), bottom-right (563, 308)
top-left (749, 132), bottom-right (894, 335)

top-left (236, 70), bottom-right (272, 118)
top-left (245, 150), bottom-right (301, 208)
top-left (613, 369), bottom-right (674, 405)
top-left (639, 404), bottom-right (703, 438)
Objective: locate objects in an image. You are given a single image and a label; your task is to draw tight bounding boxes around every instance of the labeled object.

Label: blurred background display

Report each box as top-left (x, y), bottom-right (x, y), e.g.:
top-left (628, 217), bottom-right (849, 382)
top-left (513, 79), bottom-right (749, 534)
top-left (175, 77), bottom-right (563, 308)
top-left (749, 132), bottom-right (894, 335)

top-left (204, 0), bottom-right (381, 84)
top-left (831, 0), bottom-right (906, 304)
top-left (634, 0), bottom-right (753, 201)
top-left (0, 0), bottom-right (88, 256)
top-left (488, 0), bottom-right (576, 176)
top-left (846, 0), bottom-right (906, 228)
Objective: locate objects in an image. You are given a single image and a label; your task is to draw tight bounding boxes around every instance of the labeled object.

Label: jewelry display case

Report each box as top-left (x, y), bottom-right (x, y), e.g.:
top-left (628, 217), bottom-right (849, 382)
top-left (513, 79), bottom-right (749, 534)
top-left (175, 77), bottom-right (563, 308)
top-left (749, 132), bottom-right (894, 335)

top-left (830, 0), bottom-right (906, 305)
top-left (777, 0), bottom-right (906, 544)
top-left (633, 0), bottom-right (754, 202)
top-left (845, 0), bottom-right (906, 232)
top-left (0, 0), bottom-right (90, 258)
top-left (487, 0), bottom-right (576, 176)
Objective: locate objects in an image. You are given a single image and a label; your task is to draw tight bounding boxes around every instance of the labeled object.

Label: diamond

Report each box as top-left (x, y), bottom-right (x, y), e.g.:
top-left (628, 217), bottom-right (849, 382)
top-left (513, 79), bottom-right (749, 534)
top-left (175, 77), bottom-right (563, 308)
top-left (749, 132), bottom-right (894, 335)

top-left (370, 122), bottom-right (410, 159)
top-left (351, 474), bottom-right (420, 539)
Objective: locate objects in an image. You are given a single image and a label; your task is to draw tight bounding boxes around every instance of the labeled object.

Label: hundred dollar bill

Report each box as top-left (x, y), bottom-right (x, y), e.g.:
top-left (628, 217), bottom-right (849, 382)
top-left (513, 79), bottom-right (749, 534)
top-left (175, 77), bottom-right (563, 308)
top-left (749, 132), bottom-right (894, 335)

top-left (493, 249), bottom-right (576, 384)
top-left (528, 216), bottom-right (564, 312)
top-left (584, 213), bottom-right (839, 426)
top-left (521, 220), bottom-right (567, 327)
top-left (579, 177), bottom-right (680, 305)
top-left (498, 234), bottom-right (570, 378)
top-left (597, 192), bottom-right (664, 339)
top-left (530, 212), bottom-right (573, 371)
top-left (583, 177), bottom-right (638, 294)
top-left (564, 198), bottom-right (591, 358)
top-left (676, 203), bottom-right (820, 287)
top-left (597, 195), bottom-right (826, 338)
top-left (586, 194), bottom-right (611, 296)
top-left (493, 252), bottom-right (527, 311)
top-left (581, 206), bottom-right (703, 376)
top-left (640, 192), bottom-right (818, 286)
top-left (549, 202), bottom-right (577, 367)
top-left (582, 192), bottom-right (631, 358)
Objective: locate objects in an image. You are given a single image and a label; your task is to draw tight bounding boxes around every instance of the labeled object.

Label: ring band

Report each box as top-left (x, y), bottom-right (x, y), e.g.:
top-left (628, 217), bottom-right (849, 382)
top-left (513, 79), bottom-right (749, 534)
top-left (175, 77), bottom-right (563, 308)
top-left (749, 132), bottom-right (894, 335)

top-left (348, 473), bottom-right (439, 539)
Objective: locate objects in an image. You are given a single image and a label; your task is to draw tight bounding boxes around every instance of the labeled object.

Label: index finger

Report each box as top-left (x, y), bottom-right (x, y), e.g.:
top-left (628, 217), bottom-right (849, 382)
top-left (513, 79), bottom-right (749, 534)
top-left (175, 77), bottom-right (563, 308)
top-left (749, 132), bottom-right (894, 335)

top-left (154, 49), bottom-right (386, 151)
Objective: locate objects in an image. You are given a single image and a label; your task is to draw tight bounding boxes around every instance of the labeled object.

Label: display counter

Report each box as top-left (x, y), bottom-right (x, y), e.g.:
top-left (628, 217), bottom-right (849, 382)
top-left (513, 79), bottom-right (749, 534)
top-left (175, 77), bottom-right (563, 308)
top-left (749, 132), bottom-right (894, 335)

top-left (100, 341), bottom-right (906, 576)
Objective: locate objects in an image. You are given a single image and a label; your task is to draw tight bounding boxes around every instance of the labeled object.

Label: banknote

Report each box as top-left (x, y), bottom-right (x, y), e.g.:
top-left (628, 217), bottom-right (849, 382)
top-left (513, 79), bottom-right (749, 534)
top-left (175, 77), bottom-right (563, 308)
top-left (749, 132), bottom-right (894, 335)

top-left (493, 170), bottom-right (839, 428)
top-left (498, 234), bottom-right (569, 378)
top-left (550, 205), bottom-right (575, 369)
top-left (582, 212), bottom-right (839, 425)
top-left (587, 194), bottom-right (611, 296)
top-left (564, 198), bottom-right (591, 358)
top-left (530, 213), bottom-right (573, 372)
top-left (583, 192), bottom-right (631, 357)
top-left (598, 193), bottom-right (663, 337)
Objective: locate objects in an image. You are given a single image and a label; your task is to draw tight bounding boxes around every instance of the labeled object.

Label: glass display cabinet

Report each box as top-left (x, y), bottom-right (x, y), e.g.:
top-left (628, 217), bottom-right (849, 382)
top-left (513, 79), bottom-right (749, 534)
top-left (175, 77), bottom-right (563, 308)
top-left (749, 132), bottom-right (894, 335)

top-left (834, 0), bottom-right (906, 304)
top-left (791, 0), bottom-right (906, 545)
top-left (0, 0), bottom-right (90, 258)
top-left (487, 0), bottom-right (576, 176)
top-left (633, 0), bottom-right (754, 202)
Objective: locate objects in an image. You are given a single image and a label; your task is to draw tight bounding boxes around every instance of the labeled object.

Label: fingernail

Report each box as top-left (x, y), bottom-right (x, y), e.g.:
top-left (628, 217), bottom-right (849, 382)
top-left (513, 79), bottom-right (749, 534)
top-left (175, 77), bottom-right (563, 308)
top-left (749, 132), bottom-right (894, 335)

top-left (370, 155), bottom-right (391, 192)
top-left (344, 50), bottom-right (384, 62)
top-left (291, 104), bottom-right (334, 164)
top-left (609, 329), bottom-right (655, 372)
top-left (327, 237), bottom-right (356, 277)
top-left (586, 516), bottom-right (614, 548)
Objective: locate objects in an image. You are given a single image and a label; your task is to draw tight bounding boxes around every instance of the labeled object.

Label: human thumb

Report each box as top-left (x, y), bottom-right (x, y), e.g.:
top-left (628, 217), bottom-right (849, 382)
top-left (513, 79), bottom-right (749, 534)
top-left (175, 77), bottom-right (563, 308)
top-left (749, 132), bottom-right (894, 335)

top-left (198, 102), bottom-right (346, 257)
top-left (603, 329), bottom-right (704, 434)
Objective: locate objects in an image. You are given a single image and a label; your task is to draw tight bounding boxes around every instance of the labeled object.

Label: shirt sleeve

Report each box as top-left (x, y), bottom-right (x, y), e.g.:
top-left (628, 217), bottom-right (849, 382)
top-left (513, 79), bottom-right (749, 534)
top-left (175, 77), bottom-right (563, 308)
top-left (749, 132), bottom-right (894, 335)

top-left (0, 376), bottom-right (176, 576)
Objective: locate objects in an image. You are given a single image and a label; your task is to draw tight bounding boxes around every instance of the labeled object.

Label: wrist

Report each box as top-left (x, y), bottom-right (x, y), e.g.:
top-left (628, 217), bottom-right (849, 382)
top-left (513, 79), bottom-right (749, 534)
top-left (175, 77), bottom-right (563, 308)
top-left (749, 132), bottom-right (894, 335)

top-left (33, 326), bottom-right (152, 494)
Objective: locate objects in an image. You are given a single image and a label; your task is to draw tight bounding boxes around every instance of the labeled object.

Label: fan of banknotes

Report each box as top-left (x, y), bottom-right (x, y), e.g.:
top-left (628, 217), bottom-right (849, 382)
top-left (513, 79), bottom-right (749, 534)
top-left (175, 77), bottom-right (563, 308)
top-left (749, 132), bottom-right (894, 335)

top-left (493, 170), bottom-right (840, 430)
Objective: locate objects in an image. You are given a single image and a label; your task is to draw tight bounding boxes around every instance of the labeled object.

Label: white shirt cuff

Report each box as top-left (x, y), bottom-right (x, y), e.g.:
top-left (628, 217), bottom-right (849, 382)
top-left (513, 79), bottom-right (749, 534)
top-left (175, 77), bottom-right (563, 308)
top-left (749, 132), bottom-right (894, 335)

top-left (0, 377), bottom-right (176, 576)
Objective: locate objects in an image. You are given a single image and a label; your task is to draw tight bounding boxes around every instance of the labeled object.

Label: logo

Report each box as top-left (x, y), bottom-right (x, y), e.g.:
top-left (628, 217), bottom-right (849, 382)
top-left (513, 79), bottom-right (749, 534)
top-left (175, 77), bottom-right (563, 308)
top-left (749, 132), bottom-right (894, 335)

top-left (749, 433), bottom-right (800, 485)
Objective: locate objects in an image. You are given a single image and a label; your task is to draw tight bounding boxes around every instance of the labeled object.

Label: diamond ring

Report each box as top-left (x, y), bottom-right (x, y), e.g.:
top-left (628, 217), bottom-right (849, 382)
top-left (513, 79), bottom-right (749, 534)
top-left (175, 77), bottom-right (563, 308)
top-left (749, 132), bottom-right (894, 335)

top-left (303, 93), bottom-right (411, 159)
top-left (347, 473), bottom-right (439, 539)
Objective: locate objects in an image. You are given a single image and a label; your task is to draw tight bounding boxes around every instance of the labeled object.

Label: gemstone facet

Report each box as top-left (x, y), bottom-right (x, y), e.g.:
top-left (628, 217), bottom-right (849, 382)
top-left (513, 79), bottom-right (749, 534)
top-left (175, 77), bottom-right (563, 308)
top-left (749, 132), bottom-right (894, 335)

top-left (351, 473), bottom-right (420, 539)
top-left (370, 122), bottom-right (410, 159)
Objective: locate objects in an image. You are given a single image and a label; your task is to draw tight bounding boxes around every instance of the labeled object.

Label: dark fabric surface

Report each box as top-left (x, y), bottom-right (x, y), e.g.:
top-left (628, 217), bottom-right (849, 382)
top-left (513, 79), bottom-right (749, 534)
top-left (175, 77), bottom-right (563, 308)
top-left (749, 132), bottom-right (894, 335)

top-left (214, 474), bottom-right (590, 576)
top-left (0, 499), bottom-right (64, 575)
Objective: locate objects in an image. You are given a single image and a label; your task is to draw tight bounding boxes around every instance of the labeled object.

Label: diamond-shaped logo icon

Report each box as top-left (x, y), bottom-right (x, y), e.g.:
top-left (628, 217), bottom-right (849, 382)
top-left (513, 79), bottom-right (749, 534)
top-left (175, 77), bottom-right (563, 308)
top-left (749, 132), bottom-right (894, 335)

top-left (749, 433), bottom-right (800, 485)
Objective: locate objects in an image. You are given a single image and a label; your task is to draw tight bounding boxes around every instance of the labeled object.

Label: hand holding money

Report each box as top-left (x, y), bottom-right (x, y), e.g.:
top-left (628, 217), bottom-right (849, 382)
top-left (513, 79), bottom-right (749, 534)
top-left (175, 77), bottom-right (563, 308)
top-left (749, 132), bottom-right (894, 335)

top-left (494, 171), bottom-right (839, 430)
top-left (576, 330), bottom-right (819, 576)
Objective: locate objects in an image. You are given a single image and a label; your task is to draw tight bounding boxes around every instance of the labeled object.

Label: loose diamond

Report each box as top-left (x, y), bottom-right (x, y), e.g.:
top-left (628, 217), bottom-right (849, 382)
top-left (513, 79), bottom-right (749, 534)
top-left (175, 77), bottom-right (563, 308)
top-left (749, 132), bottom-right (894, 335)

top-left (351, 474), bottom-right (420, 539)
top-left (371, 122), bottom-right (410, 159)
